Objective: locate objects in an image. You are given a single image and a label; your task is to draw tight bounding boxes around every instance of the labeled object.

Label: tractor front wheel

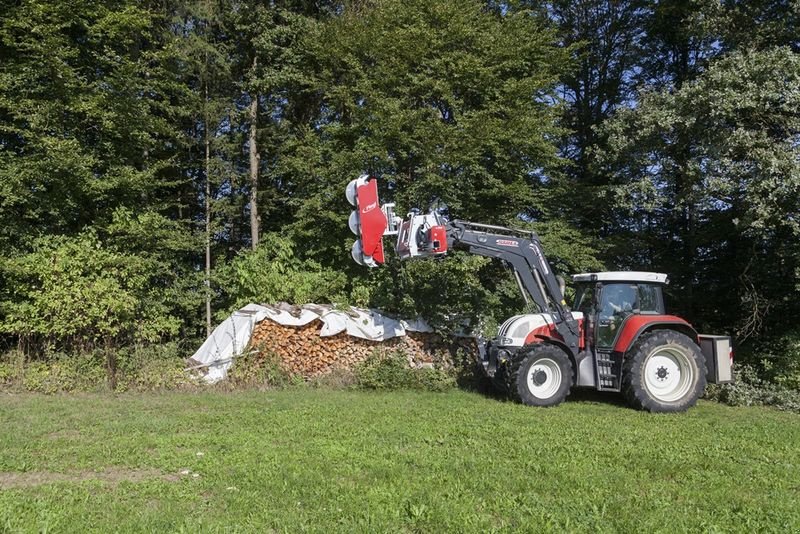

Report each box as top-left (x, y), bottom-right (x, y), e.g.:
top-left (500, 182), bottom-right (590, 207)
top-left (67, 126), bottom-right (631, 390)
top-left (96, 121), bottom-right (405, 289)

top-left (506, 344), bottom-right (573, 407)
top-left (622, 330), bottom-right (707, 412)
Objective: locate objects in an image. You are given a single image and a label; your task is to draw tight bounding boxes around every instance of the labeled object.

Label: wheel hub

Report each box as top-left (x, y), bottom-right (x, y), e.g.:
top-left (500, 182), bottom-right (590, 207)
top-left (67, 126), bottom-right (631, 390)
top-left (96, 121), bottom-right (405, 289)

top-left (643, 346), bottom-right (695, 403)
top-left (532, 370), bottom-right (547, 386)
top-left (525, 358), bottom-right (562, 400)
top-left (656, 366), bottom-right (669, 381)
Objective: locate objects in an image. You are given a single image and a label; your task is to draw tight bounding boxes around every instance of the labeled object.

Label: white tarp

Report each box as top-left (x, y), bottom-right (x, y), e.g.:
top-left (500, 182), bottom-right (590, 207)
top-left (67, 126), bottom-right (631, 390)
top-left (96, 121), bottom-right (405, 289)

top-left (188, 303), bottom-right (432, 383)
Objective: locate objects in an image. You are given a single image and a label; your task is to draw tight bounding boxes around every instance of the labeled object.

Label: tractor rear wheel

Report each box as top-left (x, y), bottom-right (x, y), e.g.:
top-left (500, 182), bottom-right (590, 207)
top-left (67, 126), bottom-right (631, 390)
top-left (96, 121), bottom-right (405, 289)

top-left (506, 344), bottom-right (573, 407)
top-left (622, 330), bottom-right (707, 413)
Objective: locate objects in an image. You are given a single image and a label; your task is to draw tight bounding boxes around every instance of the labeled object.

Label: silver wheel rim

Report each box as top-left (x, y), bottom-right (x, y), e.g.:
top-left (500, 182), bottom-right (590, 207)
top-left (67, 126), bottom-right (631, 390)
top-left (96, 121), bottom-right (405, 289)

top-left (643, 345), bottom-right (695, 403)
top-left (526, 358), bottom-right (561, 399)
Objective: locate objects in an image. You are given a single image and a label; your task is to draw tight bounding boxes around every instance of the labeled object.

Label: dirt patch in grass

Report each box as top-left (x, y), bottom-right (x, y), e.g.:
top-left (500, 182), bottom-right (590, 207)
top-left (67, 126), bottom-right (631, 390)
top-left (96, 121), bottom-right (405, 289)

top-left (46, 429), bottom-right (82, 440)
top-left (0, 467), bottom-right (182, 489)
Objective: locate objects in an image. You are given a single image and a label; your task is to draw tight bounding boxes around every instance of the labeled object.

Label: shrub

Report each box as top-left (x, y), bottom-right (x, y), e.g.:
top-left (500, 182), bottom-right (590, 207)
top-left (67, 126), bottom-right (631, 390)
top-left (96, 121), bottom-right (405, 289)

top-left (215, 233), bottom-right (347, 315)
top-left (0, 343), bottom-right (200, 393)
top-left (0, 231), bottom-right (181, 348)
top-left (750, 331), bottom-right (800, 390)
top-left (309, 367), bottom-right (358, 389)
top-left (18, 353), bottom-right (107, 393)
top-left (0, 362), bottom-right (11, 385)
top-left (705, 364), bottom-right (800, 413)
top-left (114, 343), bottom-right (197, 392)
top-left (355, 350), bottom-right (455, 392)
top-left (225, 346), bottom-right (296, 389)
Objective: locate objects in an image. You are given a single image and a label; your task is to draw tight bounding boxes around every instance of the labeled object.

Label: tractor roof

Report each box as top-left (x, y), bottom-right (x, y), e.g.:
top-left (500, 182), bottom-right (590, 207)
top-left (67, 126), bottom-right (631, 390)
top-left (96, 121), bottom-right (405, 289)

top-left (572, 271), bottom-right (668, 284)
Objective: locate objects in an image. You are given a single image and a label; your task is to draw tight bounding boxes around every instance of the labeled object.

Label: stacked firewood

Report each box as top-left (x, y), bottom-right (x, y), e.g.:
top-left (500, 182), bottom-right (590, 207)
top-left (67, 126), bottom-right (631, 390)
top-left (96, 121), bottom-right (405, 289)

top-left (247, 318), bottom-right (478, 378)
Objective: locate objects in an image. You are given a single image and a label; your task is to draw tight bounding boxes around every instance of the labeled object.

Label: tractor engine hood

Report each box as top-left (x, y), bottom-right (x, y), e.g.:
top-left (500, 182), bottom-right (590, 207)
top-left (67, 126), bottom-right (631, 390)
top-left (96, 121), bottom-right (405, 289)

top-left (496, 312), bottom-right (584, 348)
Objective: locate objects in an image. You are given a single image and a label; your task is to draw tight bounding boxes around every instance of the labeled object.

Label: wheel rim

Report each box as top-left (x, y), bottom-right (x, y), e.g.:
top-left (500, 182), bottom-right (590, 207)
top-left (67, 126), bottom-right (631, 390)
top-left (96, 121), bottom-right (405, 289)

top-left (643, 345), bottom-right (695, 403)
top-left (526, 358), bottom-right (562, 399)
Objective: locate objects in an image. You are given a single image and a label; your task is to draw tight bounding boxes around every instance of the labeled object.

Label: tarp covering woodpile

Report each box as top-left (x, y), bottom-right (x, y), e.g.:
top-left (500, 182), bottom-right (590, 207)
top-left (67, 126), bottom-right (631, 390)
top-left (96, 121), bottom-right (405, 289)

top-left (188, 303), bottom-right (475, 383)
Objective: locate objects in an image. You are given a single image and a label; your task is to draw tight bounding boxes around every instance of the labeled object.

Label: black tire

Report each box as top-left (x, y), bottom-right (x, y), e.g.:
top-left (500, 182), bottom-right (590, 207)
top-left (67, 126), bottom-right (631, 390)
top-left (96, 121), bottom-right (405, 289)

top-left (492, 366), bottom-right (510, 394)
top-left (505, 344), bottom-right (573, 407)
top-left (622, 330), bottom-right (707, 413)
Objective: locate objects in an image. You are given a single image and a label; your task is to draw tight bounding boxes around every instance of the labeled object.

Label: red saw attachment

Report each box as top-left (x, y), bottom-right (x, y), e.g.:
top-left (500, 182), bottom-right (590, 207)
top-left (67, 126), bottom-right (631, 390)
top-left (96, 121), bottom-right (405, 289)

top-left (346, 175), bottom-right (389, 267)
top-left (356, 179), bottom-right (387, 264)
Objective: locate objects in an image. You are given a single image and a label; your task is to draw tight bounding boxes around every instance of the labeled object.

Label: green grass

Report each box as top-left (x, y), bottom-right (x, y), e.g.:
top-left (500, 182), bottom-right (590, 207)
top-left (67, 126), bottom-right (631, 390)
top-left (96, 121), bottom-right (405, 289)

top-left (1, 389), bottom-right (798, 533)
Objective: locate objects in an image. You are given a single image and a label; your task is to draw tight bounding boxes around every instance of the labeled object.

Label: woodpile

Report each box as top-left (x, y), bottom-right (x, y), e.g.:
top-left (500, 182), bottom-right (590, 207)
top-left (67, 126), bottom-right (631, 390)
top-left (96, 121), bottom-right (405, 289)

top-left (247, 318), bottom-right (478, 378)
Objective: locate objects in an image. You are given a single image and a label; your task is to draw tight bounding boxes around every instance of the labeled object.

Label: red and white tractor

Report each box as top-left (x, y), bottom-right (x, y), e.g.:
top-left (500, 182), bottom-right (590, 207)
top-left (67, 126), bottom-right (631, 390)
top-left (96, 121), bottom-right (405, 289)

top-left (346, 175), bottom-right (734, 412)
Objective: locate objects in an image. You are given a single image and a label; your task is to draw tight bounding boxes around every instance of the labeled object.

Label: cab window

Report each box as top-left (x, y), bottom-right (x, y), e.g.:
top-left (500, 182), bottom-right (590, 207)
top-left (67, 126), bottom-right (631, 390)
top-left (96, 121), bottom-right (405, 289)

top-left (636, 284), bottom-right (662, 314)
top-left (597, 284), bottom-right (637, 347)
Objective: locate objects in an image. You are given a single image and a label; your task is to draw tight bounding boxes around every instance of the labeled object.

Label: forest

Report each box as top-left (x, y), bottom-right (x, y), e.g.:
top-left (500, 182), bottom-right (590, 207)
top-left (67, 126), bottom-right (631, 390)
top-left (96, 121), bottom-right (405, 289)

top-left (0, 0), bottom-right (798, 393)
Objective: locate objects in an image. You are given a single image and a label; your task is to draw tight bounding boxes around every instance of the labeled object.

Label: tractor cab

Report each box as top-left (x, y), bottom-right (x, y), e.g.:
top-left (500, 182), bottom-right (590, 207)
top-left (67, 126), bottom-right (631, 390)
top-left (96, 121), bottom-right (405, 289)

top-left (572, 272), bottom-right (668, 351)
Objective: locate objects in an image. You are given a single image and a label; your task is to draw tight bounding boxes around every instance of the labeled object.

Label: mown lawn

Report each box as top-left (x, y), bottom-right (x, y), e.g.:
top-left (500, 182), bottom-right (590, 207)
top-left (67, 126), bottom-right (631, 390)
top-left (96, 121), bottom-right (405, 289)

top-left (0, 389), bottom-right (798, 533)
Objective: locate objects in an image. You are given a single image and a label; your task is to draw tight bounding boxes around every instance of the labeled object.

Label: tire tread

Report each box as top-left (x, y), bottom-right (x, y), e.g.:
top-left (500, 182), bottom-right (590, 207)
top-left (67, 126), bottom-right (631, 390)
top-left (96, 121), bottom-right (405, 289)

top-left (622, 329), bottom-right (707, 412)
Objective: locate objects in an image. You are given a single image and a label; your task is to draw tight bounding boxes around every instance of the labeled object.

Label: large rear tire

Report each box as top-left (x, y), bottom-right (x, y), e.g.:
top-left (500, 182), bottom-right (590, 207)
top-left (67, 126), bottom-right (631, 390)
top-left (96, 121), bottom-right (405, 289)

top-left (506, 344), bottom-right (573, 407)
top-left (622, 330), bottom-right (707, 413)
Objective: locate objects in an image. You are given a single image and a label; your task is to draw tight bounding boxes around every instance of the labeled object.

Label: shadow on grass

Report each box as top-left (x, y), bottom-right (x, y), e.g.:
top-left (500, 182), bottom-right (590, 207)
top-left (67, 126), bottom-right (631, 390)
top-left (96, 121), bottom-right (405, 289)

top-left (565, 387), bottom-right (627, 407)
top-left (459, 369), bottom-right (630, 408)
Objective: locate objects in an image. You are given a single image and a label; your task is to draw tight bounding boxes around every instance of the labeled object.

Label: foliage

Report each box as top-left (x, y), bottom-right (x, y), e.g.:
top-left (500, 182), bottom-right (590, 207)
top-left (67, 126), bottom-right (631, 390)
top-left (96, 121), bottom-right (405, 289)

top-left (278, 0), bottom-right (585, 331)
top-left (215, 232), bottom-right (347, 313)
top-left (599, 47), bottom-right (800, 335)
top-left (224, 347), bottom-right (296, 389)
top-left (0, 343), bottom-right (196, 393)
top-left (368, 252), bottom-right (498, 333)
top-left (18, 355), bottom-right (108, 394)
top-left (113, 342), bottom-right (197, 392)
top-left (706, 365), bottom-right (800, 414)
top-left (0, 232), bottom-right (182, 349)
top-left (737, 330), bottom-right (800, 391)
top-left (0, 390), bottom-right (798, 531)
top-left (0, 0), bottom-right (188, 248)
top-left (0, 0), bottom-right (798, 386)
top-left (355, 350), bottom-right (456, 392)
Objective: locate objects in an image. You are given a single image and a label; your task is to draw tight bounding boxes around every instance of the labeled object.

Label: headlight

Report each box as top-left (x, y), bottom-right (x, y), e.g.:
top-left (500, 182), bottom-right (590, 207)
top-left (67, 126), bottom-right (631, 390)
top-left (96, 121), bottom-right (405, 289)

top-left (496, 336), bottom-right (514, 347)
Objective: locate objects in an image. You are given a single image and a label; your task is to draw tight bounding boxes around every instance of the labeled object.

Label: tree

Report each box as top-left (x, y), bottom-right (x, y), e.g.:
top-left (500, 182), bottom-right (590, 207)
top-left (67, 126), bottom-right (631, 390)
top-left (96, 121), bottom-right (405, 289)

top-left (170, 0), bottom-right (239, 335)
top-left (0, 0), bottom-right (204, 347)
top-left (600, 48), bottom-right (800, 336)
top-left (271, 0), bottom-right (597, 327)
top-left (0, 0), bottom-right (185, 248)
top-left (227, 1), bottom-right (326, 249)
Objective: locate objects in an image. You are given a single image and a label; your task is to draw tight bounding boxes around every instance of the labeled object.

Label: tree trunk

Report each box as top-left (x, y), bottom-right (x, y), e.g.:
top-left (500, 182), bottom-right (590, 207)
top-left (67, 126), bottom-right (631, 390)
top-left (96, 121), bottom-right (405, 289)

top-left (204, 81), bottom-right (212, 337)
top-left (249, 57), bottom-right (260, 250)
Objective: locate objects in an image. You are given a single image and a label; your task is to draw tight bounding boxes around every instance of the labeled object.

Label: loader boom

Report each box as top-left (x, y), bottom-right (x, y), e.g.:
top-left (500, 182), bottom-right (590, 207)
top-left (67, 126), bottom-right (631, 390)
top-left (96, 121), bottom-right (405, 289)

top-left (446, 220), bottom-right (580, 353)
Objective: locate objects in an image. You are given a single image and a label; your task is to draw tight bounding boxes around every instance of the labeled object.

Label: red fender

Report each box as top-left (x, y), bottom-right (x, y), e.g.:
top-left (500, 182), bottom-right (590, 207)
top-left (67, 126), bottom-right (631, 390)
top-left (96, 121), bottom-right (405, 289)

top-left (613, 315), bottom-right (697, 353)
top-left (524, 318), bottom-right (585, 350)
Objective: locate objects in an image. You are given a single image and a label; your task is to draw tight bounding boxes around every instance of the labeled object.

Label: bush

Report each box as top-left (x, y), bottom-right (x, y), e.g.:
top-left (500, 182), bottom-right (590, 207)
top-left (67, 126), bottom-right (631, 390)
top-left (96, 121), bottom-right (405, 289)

top-left (309, 367), bottom-right (358, 389)
top-left (705, 364), bottom-right (800, 413)
top-left (18, 353), bottom-right (108, 394)
top-left (750, 331), bottom-right (800, 390)
top-left (224, 347), bottom-right (296, 389)
top-left (215, 233), bottom-right (347, 316)
top-left (355, 350), bottom-right (455, 392)
top-left (0, 343), bottom-right (201, 393)
top-left (114, 343), bottom-right (197, 392)
top-left (0, 231), bottom-right (182, 348)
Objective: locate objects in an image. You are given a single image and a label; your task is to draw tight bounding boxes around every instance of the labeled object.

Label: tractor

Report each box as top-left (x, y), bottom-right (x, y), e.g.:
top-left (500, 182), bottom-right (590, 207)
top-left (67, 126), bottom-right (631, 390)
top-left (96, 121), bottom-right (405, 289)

top-left (345, 175), bottom-right (733, 412)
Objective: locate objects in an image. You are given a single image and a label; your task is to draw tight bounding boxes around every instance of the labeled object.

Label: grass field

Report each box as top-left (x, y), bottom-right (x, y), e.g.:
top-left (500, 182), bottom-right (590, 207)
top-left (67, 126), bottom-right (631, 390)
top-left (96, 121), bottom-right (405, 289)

top-left (1, 389), bottom-right (798, 533)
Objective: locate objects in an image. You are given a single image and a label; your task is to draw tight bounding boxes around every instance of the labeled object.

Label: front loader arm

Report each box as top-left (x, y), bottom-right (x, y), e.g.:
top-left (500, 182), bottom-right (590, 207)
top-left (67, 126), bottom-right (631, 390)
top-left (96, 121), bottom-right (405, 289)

top-left (345, 175), bottom-right (579, 352)
top-left (448, 221), bottom-right (580, 352)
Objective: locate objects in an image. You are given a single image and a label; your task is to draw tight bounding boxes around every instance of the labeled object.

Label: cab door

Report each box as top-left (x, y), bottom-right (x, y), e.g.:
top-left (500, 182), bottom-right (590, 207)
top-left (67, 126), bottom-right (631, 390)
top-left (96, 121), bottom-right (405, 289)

top-left (596, 283), bottom-right (638, 349)
top-left (595, 282), bottom-right (665, 349)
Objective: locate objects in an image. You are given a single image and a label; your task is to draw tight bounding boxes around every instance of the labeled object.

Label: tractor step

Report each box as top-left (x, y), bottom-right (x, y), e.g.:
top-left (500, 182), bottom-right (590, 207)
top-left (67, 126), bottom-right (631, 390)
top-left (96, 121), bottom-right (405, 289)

top-left (595, 351), bottom-right (621, 392)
